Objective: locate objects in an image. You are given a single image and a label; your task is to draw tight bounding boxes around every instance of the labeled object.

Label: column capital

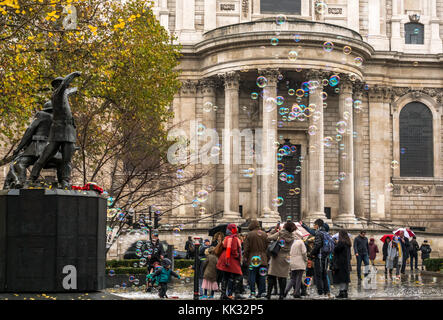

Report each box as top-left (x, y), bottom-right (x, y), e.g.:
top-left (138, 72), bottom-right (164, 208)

top-left (258, 68), bottom-right (280, 85)
top-left (368, 85), bottom-right (393, 102)
top-left (305, 69), bottom-right (329, 81)
top-left (199, 78), bottom-right (218, 95)
top-left (339, 78), bottom-right (353, 94)
top-left (179, 79), bottom-right (198, 96)
top-left (220, 71), bottom-right (240, 90)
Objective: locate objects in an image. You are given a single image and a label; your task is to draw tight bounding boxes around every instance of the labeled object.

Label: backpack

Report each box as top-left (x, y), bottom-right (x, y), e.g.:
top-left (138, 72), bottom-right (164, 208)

top-left (319, 231), bottom-right (335, 256)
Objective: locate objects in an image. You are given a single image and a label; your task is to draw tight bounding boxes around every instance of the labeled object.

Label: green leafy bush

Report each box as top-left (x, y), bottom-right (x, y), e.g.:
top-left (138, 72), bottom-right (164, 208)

top-left (106, 259), bottom-right (140, 268)
top-left (106, 267), bottom-right (146, 275)
top-left (423, 258), bottom-right (443, 272)
top-left (174, 259), bottom-right (194, 269)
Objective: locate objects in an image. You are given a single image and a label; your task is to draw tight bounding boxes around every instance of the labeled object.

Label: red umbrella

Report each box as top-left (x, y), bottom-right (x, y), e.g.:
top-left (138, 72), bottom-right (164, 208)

top-left (380, 234), bottom-right (394, 243)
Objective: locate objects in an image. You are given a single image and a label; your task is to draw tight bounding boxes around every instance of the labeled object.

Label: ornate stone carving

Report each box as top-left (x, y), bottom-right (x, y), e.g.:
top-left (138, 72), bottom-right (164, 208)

top-left (368, 85), bottom-right (392, 102)
top-left (199, 78), bottom-right (218, 95)
top-left (391, 87), bottom-right (443, 104)
top-left (258, 69), bottom-right (280, 86)
top-left (305, 69), bottom-right (329, 82)
top-left (403, 185), bottom-right (433, 194)
top-left (241, 0), bottom-right (249, 18)
top-left (180, 79), bottom-right (198, 96)
top-left (220, 72), bottom-right (240, 90)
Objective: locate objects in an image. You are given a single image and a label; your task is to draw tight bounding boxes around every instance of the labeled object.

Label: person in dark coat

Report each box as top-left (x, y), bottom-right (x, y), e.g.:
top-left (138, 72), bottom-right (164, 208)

top-left (332, 230), bottom-right (352, 299)
top-left (398, 231), bottom-right (410, 274)
top-left (409, 236), bottom-right (420, 271)
top-left (419, 240), bottom-right (432, 270)
top-left (243, 219), bottom-right (268, 298)
top-left (216, 224), bottom-right (243, 300)
top-left (353, 230), bottom-right (369, 282)
top-left (185, 236), bottom-right (195, 259)
top-left (382, 237), bottom-right (391, 278)
top-left (310, 219), bottom-right (330, 296)
top-left (368, 238), bottom-right (379, 266)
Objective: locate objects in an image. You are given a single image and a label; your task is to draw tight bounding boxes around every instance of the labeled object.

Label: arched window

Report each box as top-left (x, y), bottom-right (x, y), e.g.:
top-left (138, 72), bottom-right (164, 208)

top-left (405, 23), bottom-right (424, 44)
top-left (399, 102), bottom-right (433, 177)
top-left (261, 0), bottom-right (301, 14)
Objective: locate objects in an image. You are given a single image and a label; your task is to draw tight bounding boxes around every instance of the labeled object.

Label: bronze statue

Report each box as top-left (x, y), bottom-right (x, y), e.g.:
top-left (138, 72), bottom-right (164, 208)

top-left (3, 102), bottom-right (63, 189)
top-left (30, 71), bottom-right (81, 189)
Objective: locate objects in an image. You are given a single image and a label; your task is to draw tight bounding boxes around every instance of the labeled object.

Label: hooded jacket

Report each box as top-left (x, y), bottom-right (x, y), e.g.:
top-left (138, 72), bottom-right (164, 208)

top-left (243, 220), bottom-right (269, 267)
top-left (216, 224), bottom-right (243, 275)
top-left (267, 229), bottom-right (295, 278)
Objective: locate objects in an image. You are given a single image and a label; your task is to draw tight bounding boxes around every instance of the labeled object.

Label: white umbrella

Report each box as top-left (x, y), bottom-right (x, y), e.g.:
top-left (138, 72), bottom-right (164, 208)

top-left (294, 222), bottom-right (310, 238)
top-left (393, 227), bottom-right (415, 239)
top-left (332, 232), bottom-right (352, 240)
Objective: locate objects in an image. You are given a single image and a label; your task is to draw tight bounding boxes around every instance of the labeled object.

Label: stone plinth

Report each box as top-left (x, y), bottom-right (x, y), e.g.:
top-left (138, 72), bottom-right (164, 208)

top-left (0, 189), bottom-right (107, 292)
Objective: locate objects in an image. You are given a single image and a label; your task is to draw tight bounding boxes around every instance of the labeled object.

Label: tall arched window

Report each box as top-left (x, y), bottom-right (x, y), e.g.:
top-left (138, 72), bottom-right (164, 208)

top-left (399, 102), bottom-right (433, 177)
top-left (261, 0), bottom-right (301, 14)
top-left (405, 23), bottom-right (424, 44)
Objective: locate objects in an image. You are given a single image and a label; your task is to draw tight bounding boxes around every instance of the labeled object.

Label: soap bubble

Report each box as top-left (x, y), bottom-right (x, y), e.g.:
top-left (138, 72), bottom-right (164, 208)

top-left (321, 92), bottom-right (328, 100)
top-left (256, 76), bottom-right (268, 88)
top-left (295, 89), bottom-right (305, 97)
top-left (109, 270), bottom-right (115, 276)
top-left (203, 101), bottom-right (213, 113)
top-left (288, 50), bottom-right (298, 61)
top-left (391, 160), bottom-right (399, 169)
top-left (343, 46), bottom-right (352, 55)
top-left (197, 190), bottom-right (209, 202)
top-left (276, 96), bottom-right (285, 105)
top-left (288, 89), bottom-right (295, 96)
top-left (323, 41), bottom-right (334, 52)
top-left (339, 172), bottom-right (347, 181)
top-left (259, 267), bottom-right (268, 276)
top-left (312, 111), bottom-right (322, 122)
top-left (324, 136), bottom-right (333, 147)
top-left (197, 123), bottom-right (206, 135)
top-left (354, 56), bottom-right (363, 66)
top-left (308, 125), bottom-right (317, 136)
top-left (336, 121), bottom-right (347, 134)
top-left (329, 75), bottom-right (340, 87)
top-left (251, 256), bottom-right (262, 267)
top-left (315, 1), bottom-right (327, 14)
top-left (294, 34), bottom-right (301, 42)
top-left (400, 147), bottom-right (406, 154)
top-left (286, 175), bottom-right (295, 184)
top-left (251, 92), bottom-right (259, 100)
top-left (173, 227), bottom-right (181, 235)
top-left (278, 239), bottom-right (286, 247)
top-left (276, 15), bottom-right (287, 25)
top-left (210, 146), bottom-right (221, 157)
top-left (279, 172), bottom-right (287, 182)
top-left (272, 197), bottom-right (284, 207)
top-left (244, 168), bottom-right (255, 177)
top-left (343, 111), bottom-right (351, 120)
top-left (271, 38), bottom-right (279, 46)
top-left (336, 134), bottom-right (342, 142)
top-left (386, 183), bottom-right (394, 192)
top-left (199, 207), bottom-right (206, 215)
top-left (278, 163), bottom-right (285, 171)
top-left (414, 28), bottom-right (420, 34)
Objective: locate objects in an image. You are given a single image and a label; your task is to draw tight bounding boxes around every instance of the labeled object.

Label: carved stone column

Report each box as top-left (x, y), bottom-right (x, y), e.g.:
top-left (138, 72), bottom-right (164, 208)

top-left (336, 78), bottom-right (357, 223)
top-left (258, 69), bottom-right (281, 227)
top-left (200, 78), bottom-right (218, 216)
top-left (368, 85), bottom-right (392, 221)
top-left (353, 84), bottom-right (366, 218)
top-left (177, 80), bottom-right (198, 219)
top-left (305, 69), bottom-right (328, 223)
top-left (221, 72), bottom-right (242, 222)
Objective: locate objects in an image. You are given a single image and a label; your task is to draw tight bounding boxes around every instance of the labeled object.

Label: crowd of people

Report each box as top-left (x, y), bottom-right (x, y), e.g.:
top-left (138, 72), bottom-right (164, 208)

top-left (182, 219), bottom-right (434, 300)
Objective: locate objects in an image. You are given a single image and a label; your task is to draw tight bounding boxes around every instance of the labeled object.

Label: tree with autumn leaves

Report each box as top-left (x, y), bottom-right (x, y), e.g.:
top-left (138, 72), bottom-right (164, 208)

top-left (0, 0), bottom-right (207, 238)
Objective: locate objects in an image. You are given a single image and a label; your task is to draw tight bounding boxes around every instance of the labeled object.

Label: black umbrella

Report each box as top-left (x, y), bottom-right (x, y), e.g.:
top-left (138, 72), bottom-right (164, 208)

top-left (208, 223), bottom-right (242, 236)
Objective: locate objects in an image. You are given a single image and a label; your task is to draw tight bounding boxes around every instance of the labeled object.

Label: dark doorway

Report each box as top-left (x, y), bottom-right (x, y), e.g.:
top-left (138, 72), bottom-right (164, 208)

top-left (277, 139), bottom-right (302, 222)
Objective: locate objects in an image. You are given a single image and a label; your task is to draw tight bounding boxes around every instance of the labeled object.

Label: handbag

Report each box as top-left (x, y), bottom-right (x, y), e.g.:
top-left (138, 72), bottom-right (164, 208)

top-left (267, 239), bottom-right (281, 257)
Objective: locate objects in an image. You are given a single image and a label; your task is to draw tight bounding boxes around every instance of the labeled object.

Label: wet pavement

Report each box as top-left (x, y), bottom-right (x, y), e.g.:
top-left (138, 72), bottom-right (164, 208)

top-left (0, 270), bottom-right (441, 300)
top-left (109, 270), bottom-right (443, 300)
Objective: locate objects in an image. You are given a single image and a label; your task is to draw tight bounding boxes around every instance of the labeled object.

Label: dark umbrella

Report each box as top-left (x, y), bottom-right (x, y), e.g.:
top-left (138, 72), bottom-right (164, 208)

top-left (208, 223), bottom-right (229, 237)
top-left (208, 223), bottom-right (242, 236)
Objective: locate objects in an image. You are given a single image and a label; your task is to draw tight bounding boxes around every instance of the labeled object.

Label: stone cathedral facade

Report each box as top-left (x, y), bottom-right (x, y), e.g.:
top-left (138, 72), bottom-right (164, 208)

top-left (153, 0), bottom-right (443, 232)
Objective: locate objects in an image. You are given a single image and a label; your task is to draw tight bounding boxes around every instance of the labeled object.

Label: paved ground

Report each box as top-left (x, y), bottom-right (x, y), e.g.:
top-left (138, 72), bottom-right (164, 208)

top-left (109, 269), bottom-right (443, 300)
top-left (0, 270), bottom-right (441, 300)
